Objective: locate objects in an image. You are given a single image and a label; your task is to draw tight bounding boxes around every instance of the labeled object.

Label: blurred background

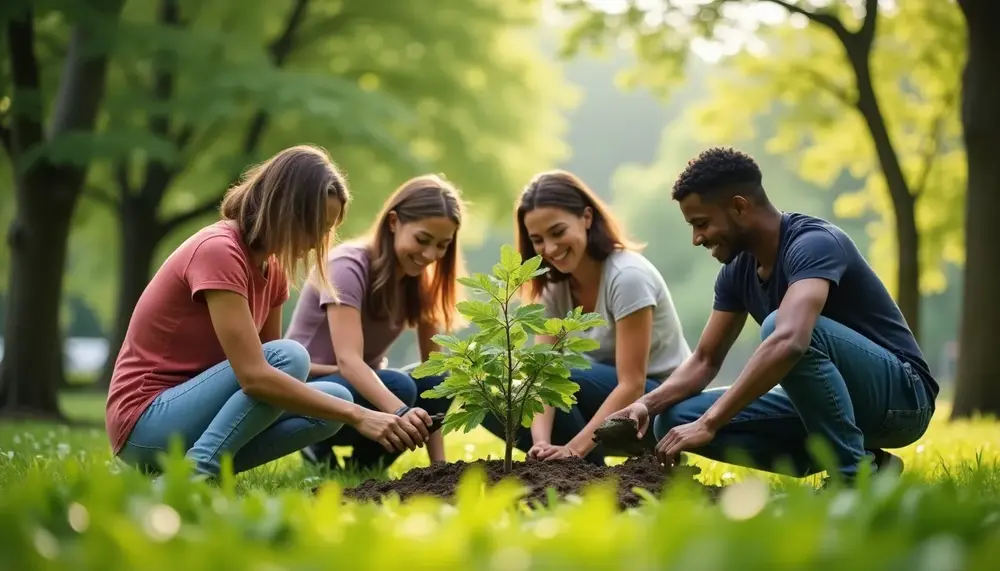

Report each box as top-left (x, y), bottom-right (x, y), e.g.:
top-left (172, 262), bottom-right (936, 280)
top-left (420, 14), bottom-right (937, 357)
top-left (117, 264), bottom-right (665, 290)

top-left (1, 0), bottom-right (991, 418)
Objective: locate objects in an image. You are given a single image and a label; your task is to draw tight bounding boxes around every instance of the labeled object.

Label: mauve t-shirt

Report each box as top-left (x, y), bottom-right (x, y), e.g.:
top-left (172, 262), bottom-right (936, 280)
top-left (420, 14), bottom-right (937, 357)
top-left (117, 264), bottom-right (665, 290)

top-left (285, 243), bottom-right (405, 369)
top-left (105, 221), bottom-right (289, 454)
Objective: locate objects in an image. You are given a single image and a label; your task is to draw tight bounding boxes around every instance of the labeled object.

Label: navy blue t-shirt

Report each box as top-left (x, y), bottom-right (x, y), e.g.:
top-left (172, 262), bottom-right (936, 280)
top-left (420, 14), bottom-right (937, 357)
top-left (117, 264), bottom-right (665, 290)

top-left (713, 212), bottom-right (938, 397)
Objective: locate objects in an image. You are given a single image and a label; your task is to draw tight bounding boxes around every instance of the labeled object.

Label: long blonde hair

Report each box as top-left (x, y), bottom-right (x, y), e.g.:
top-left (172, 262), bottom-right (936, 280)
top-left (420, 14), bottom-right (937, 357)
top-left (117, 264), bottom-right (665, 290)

top-left (363, 174), bottom-right (465, 332)
top-left (219, 144), bottom-right (350, 295)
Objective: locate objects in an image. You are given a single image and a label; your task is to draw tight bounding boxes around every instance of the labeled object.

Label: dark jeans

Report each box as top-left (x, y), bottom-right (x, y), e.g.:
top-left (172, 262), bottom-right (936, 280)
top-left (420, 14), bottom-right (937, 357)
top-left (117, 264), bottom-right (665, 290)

top-left (654, 310), bottom-right (936, 478)
top-left (304, 368), bottom-right (451, 471)
top-left (482, 362), bottom-right (662, 465)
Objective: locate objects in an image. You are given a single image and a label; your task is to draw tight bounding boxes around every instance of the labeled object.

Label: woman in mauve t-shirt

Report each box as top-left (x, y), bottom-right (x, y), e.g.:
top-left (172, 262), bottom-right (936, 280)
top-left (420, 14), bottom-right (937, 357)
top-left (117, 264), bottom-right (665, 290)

top-left (106, 145), bottom-right (426, 480)
top-left (285, 174), bottom-right (465, 471)
top-left (482, 169), bottom-right (691, 466)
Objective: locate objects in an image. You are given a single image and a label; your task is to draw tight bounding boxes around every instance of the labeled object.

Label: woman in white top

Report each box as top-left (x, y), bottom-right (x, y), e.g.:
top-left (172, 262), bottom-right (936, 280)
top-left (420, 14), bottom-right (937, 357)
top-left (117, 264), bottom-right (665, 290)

top-left (482, 169), bottom-right (691, 465)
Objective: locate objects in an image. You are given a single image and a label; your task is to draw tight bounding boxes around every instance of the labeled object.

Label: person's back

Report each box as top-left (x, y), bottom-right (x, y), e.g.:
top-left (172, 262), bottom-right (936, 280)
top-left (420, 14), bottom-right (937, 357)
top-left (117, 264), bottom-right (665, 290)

top-left (715, 212), bottom-right (937, 397)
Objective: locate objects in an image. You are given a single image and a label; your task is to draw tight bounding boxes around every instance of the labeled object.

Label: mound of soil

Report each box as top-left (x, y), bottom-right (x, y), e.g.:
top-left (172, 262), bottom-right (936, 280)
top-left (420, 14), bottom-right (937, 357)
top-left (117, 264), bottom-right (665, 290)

top-left (336, 454), bottom-right (720, 509)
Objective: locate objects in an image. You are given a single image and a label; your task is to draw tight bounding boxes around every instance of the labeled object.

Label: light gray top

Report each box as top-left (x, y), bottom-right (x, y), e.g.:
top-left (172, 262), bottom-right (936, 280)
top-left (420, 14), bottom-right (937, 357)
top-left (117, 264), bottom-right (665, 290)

top-left (540, 249), bottom-right (691, 380)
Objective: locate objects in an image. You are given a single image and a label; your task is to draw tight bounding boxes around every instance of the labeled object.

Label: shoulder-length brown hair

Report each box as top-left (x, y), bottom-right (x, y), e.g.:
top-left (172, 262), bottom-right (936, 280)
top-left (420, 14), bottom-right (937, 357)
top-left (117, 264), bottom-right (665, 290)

top-left (515, 169), bottom-right (643, 301)
top-left (219, 144), bottom-right (350, 295)
top-left (363, 174), bottom-right (466, 332)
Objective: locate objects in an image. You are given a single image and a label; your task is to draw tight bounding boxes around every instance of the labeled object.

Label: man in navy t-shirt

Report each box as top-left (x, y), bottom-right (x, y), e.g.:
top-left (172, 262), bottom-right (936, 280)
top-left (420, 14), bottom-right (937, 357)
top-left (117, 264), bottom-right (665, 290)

top-left (607, 147), bottom-right (937, 482)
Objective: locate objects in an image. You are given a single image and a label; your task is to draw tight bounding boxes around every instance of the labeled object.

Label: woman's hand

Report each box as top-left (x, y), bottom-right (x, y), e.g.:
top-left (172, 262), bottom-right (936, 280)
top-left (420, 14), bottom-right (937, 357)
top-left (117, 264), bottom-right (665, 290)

top-left (534, 444), bottom-right (581, 461)
top-left (527, 441), bottom-right (552, 460)
top-left (353, 410), bottom-right (424, 452)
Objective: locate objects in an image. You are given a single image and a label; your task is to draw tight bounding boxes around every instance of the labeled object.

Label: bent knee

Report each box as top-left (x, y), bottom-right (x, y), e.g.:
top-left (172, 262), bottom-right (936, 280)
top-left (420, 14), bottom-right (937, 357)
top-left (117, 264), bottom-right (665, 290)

top-left (262, 339), bottom-right (311, 381)
top-left (309, 381), bottom-right (355, 404)
top-left (652, 398), bottom-right (709, 439)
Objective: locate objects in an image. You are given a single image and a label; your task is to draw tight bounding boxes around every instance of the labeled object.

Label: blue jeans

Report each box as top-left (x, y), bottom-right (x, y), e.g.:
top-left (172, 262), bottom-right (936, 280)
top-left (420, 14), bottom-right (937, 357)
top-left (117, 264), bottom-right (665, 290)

top-left (482, 362), bottom-right (662, 465)
top-left (653, 311), bottom-right (936, 478)
top-left (303, 368), bottom-right (451, 471)
top-left (118, 339), bottom-right (354, 478)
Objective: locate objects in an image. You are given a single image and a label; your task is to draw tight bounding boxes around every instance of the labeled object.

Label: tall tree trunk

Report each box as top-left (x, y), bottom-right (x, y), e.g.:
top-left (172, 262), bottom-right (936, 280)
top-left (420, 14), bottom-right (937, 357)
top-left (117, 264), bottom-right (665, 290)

top-left (0, 196), bottom-right (74, 419)
top-left (951, 0), bottom-right (1000, 419)
top-left (98, 199), bottom-right (163, 388)
top-left (0, 3), bottom-right (125, 418)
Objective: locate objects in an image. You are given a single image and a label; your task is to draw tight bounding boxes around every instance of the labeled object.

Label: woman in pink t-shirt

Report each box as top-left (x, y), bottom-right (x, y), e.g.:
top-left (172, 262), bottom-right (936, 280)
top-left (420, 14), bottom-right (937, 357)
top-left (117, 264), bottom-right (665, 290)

top-left (285, 174), bottom-right (465, 471)
top-left (106, 145), bottom-right (431, 480)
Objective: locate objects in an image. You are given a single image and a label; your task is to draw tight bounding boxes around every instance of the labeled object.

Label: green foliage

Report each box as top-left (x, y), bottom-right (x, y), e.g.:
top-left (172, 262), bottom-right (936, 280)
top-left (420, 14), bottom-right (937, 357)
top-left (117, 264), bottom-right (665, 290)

top-left (557, 0), bottom-right (966, 296)
top-left (15, 0), bottom-right (578, 332)
top-left (413, 245), bottom-right (605, 471)
top-left (1, 411), bottom-right (1000, 570)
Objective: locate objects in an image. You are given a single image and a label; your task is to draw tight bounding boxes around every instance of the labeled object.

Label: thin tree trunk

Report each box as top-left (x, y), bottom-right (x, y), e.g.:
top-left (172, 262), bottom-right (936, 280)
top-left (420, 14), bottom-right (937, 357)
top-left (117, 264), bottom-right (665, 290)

top-left (0, 3), bottom-right (125, 418)
top-left (98, 200), bottom-right (163, 387)
top-left (841, 9), bottom-right (922, 341)
top-left (951, 0), bottom-right (1000, 419)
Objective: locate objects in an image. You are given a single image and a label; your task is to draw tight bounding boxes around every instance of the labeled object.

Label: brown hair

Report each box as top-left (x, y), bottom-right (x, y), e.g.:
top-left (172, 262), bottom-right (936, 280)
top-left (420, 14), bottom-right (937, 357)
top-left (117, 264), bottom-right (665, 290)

top-left (219, 144), bottom-right (349, 295)
top-left (515, 169), bottom-right (643, 300)
top-left (362, 174), bottom-right (466, 332)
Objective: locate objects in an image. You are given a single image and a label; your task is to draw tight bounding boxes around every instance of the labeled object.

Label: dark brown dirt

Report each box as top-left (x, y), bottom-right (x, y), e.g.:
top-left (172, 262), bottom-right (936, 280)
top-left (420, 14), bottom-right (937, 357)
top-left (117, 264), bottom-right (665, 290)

top-left (592, 416), bottom-right (652, 457)
top-left (336, 454), bottom-right (722, 510)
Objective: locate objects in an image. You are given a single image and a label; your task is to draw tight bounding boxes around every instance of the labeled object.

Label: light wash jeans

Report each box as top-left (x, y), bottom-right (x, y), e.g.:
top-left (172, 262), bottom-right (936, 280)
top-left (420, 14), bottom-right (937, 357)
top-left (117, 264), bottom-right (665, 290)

top-left (118, 339), bottom-right (354, 478)
top-left (654, 311), bottom-right (936, 478)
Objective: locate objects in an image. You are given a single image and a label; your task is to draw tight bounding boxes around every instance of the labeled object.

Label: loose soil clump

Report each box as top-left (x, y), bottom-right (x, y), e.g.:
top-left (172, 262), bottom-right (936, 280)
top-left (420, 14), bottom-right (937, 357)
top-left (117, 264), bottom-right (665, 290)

top-left (592, 416), bottom-right (653, 457)
top-left (337, 454), bottom-right (720, 509)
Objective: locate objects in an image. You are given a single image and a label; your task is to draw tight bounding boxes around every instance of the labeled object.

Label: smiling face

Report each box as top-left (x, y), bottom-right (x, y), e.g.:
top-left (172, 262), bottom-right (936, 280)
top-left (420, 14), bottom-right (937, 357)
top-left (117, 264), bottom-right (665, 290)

top-left (389, 213), bottom-right (459, 277)
top-left (522, 206), bottom-right (592, 274)
top-left (677, 192), bottom-right (751, 264)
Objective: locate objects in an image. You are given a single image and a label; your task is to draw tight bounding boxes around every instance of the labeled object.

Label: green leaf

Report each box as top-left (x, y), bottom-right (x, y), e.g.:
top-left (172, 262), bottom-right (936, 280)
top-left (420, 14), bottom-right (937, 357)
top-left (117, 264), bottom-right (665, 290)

top-left (412, 358), bottom-right (449, 378)
top-left (500, 243), bottom-right (523, 273)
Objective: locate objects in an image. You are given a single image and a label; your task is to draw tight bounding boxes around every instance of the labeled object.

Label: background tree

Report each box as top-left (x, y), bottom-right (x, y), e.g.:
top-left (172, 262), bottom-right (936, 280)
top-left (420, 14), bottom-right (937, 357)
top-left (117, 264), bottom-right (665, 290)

top-left (556, 0), bottom-right (958, 344)
top-left (951, 0), bottom-right (1000, 419)
top-left (0, 0), bottom-right (126, 419)
top-left (74, 0), bottom-right (576, 387)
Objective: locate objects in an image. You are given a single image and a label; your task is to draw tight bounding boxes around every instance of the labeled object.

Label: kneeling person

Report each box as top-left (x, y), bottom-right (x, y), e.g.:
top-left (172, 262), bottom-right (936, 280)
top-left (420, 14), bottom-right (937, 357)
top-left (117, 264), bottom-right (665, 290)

top-left (286, 174), bottom-right (464, 471)
top-left (610, 147), bottom-right (937, 481)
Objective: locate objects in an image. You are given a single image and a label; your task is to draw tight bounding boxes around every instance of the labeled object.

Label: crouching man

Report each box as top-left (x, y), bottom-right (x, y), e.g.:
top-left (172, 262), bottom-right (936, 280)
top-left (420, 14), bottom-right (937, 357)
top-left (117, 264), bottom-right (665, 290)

top-left (608, 147), bottom-right (937, 483)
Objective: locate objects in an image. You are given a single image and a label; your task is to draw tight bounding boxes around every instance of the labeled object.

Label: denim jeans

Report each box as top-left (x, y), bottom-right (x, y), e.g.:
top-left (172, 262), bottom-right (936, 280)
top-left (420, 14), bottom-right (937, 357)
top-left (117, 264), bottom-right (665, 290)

top-left (118, 339), bottom-right (354, 478)
top-left (482, 361), bottom-right (663, 465)
top-left (303, 368), bottom-right (451, 471)
top-left (653, 311), bottom-right (936, 478)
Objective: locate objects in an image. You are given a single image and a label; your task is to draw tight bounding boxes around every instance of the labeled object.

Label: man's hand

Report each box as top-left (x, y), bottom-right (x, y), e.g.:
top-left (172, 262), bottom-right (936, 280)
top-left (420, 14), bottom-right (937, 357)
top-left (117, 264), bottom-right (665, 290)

top-left (353, 410), bottom-right (423, 452)
top-left (607, 401), bottom-right (651, 439)
top-left (655, 419), bottom-right (715, 464)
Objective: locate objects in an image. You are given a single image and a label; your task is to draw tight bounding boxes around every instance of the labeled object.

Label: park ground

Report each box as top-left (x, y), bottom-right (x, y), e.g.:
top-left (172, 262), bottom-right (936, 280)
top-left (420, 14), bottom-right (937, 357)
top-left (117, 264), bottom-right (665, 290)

top-left (1, 391), bottom-right (999, 569)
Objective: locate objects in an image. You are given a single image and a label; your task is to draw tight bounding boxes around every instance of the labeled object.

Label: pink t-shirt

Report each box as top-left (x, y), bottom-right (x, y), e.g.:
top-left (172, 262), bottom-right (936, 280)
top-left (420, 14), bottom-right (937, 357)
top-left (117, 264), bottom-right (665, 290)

top-left (105, 221), bottom-right (289, 454)
top-left (285, 243), bottom-right (405, 370)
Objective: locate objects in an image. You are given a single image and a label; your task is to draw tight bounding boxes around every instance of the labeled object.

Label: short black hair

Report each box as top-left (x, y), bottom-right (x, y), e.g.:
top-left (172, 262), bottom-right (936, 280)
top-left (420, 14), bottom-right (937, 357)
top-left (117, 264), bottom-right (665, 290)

top-left (671, 147), bottom-right (765, 202)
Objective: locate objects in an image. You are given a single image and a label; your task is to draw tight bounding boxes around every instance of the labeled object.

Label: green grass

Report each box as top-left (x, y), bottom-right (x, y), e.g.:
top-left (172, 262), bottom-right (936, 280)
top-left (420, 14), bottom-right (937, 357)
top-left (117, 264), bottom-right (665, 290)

top-left (1, 392), bottom-right (999, 569)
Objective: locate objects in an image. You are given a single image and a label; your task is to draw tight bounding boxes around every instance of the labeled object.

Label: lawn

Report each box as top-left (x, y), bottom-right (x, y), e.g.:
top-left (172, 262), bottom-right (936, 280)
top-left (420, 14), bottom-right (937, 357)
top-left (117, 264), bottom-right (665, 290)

top-left (1, 391), bottom-right (999, 570)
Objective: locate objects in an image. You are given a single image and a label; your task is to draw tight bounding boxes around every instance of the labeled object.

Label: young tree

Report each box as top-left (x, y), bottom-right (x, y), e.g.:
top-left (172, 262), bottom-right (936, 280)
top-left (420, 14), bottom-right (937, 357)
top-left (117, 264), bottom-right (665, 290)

top-left (413, 246), bottom-right (605, 473)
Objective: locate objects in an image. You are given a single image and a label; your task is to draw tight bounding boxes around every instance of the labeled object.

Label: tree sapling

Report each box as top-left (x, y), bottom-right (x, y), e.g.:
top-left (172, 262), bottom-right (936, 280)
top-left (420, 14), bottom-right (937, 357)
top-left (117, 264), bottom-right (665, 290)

top-left (413, 245), bottom-right (605, 473)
